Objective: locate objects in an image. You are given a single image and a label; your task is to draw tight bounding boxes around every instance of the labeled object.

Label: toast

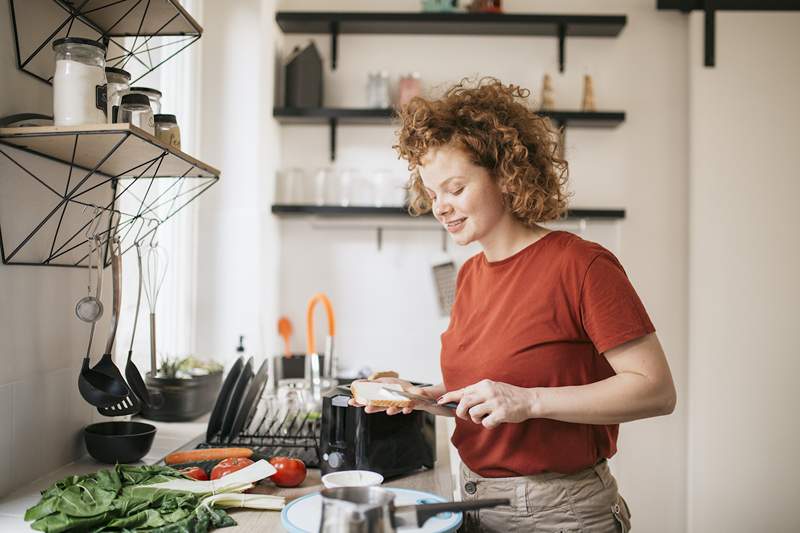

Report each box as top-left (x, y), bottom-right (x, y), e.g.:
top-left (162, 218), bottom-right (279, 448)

top-left (351, 380), bottom-right (412, 409)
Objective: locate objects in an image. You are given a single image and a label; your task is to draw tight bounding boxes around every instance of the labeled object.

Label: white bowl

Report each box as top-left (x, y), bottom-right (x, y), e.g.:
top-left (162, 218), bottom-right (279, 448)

top-left (321, 470), bottom-right (384, 489)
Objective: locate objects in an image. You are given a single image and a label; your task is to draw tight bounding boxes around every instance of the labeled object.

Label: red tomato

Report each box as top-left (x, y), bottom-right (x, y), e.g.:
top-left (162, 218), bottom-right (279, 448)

top-left (211, 457), bottom-right (255, 480)
top-left (179, 466), bottom-right (208, 481)
top-left (268, 456), bottom-right (306, 488)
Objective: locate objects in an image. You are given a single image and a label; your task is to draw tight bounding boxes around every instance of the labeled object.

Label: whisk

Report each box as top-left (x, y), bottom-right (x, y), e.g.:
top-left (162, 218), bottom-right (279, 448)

top-left (142, 227), bottom-right (169, 379)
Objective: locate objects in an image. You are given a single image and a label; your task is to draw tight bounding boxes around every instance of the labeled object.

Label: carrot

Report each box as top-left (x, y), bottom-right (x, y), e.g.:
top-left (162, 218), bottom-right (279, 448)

top-left (165, 447), bottom-right (253, 465)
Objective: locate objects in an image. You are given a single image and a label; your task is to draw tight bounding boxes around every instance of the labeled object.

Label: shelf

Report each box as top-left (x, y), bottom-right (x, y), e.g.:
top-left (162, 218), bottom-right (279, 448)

top-left (275, 11), bottom-right (627, 71)
top-left (271, 204), bottom-right (626, 220)
top-left (0, 124), bottom-right (219, 268)
top-left (657, 1), bottom-right (800, 67)
top-left (273, 107), bottom-right (626, 161)
top-left (10, 0), bottom-right (203, 84)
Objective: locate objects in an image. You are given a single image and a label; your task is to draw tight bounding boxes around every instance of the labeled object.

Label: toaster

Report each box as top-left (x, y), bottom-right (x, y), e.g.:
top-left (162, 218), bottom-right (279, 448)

top-left (319, 388), bottom-right (436, 479)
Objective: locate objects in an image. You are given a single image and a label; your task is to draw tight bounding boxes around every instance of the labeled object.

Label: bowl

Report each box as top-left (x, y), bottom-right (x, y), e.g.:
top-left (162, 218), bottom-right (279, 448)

top-left (321, 470), bottom-right (384, 489)
top-left (84, 421), bottom-right (156, 464)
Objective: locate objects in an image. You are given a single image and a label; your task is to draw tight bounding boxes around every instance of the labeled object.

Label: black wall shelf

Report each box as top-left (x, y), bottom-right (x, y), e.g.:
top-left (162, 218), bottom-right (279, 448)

top-left (275, 11), bottom-right (627, 72)
top-left (273, 107), bottom-right (626, 161)
top-left (272, 204), bottom-right (626, 220)
top-left (657, 0), bottom-right (800, 67)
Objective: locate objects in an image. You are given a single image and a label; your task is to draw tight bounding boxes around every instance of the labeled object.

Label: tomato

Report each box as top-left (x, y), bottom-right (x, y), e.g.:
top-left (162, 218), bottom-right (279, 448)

top-left (268, 456), bottom-right (306, 488)
top-left (210, 457), bottom-right (255, 480)
top-left (179, 466), bottom-right (208, 481)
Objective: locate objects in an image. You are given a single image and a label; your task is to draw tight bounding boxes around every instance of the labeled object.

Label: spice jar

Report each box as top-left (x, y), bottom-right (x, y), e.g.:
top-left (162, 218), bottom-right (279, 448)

top-left (105, 67), bottom-right (130, 123)
top-left (117, 93), bottom-right (154, 134)
top-left (397, 72), bottom-right (422, 108)
top-left (52, 37), bottom-right (107, 126)
top-left (129, 87), bottom-right (163, 114)
top-left (154, 114), bottom-right (181, 150)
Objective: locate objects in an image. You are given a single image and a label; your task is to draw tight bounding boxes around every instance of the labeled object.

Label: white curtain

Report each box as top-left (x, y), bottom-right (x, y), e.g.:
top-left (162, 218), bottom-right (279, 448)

top-left (116, 0), bottom-right (203, 375)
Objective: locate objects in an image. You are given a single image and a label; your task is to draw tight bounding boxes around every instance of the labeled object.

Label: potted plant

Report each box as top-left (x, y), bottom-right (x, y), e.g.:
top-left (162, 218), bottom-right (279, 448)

top-left (140, 355), bottom-right (223, 422)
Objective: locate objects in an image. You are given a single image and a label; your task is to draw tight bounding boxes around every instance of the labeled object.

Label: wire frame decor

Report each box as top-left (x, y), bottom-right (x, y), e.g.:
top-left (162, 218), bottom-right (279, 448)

top-left (9, 0), bottom-right (203, 85)
top-left (0, 124), bottom-right (218, 267)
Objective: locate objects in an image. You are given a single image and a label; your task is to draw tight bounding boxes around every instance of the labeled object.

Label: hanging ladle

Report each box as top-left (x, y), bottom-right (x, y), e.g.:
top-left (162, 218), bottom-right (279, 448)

top-left (96, 236), bottom-right (141, 416)
top-left (78, 235), bottom-right (129, 408)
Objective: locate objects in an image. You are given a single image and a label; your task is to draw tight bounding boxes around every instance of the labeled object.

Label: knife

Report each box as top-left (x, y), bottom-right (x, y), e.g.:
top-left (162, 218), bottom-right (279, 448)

top-left (381, 387), bottom-right (458, 410)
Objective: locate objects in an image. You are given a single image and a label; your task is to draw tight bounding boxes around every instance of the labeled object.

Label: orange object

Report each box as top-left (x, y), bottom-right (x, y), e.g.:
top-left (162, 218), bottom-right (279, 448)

top-left (278, 316), bottom-right (293, 357)
top-left (305, 293), bottom-right (335, 355)
top-left (211, 457), bottom-right (255, 480)
top-left (164, 447), bottom-right (253, 465)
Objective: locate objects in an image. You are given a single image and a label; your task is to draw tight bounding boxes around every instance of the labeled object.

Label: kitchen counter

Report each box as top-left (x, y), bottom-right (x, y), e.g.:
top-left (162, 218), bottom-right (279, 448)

top-left (0, 417), bottom-right (458, 532)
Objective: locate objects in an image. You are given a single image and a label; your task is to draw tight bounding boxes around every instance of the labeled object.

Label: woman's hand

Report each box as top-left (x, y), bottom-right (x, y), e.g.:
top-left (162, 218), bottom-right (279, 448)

top-left (437, 379), bottom-right (538, 429)
top-left (348, 379), bottom-right (445, 416)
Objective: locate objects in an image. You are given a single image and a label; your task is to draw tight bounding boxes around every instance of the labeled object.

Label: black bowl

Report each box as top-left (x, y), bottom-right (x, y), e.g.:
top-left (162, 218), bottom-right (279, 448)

top-left (84, 421), bottom-right (156, 464)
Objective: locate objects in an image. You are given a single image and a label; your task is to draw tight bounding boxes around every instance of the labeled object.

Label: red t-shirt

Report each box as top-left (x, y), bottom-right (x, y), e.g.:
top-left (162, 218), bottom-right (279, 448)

top-left (441, 230), bottom-right (655, 477)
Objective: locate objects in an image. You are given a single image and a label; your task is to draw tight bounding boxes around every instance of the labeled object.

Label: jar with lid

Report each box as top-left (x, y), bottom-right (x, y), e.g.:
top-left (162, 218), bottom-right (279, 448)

top-left (117, 93), bottom-right (154, 134)
top-left (154, 114), bottom-right (181, 150)
top-left (129, 87), bottom-right (163, 114)
top-left (52, 37), bottom-right (107, 126)
top-left (397, 72), bottom-right (422, 108)
top-left (105, 67), bottom-right (130, 123)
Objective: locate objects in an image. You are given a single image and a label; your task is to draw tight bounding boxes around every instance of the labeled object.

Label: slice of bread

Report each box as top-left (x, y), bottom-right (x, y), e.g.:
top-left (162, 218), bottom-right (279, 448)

top-left (351, 381), bottom-right (412, 409)
top-left (368, 370), bottom-right (399, 381)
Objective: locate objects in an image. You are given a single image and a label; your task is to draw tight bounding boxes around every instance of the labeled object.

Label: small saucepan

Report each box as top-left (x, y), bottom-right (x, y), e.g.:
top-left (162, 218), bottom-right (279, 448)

top-left (319, 486), bottom-right (508, 532)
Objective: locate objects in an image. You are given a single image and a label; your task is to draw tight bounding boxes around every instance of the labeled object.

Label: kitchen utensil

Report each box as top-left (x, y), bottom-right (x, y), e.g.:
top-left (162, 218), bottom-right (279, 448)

top-left (84, 421), bottom-right (156, 464)
top-left (227, 358), bottom-right (270, 442)
top-left (96, 238), bottom-right (141, 417)
top-left (206, 356), bottom-right (245, 441)
top-left (319, 486), bottom-right (508, 532)
top-left (123, 243), bottom-right (151, 407)
top-left (78, 237), bottom-right (131, 409)
top-left (278, 316), bottom-right (293, 357)
top-left (380, 387), bottom-right (458, 410)
top-left (219, 357), bottom-right (254, 440)
top-left (306, 292), bottom-right (336, 378)
top-left (142, 228), bottom-right (168, 378)
top-left (321, 470), bottom-right (384, 489)
top-left (75, 212), bottom-right (104, 323)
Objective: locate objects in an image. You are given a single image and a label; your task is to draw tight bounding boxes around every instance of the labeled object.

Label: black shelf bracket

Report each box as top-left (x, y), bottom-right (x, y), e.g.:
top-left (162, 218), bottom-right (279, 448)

top-left (329, 117), bottom-right (338, 162)
top-left (558, 22), bottom-right (566, 73)
top-left (330, 21), bottom-right (339, 70)
top-left (704, 1), bottom-right (715, 67)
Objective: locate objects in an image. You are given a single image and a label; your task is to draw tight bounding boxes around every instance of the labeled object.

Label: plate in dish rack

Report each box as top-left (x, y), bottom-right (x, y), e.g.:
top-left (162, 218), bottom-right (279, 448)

top-left (281, 487), bottom-right (463, 533)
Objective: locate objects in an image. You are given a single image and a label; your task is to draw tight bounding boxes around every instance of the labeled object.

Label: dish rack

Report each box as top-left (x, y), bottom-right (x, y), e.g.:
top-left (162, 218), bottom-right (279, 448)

top-left (203, 403), bottom-right (322, 468)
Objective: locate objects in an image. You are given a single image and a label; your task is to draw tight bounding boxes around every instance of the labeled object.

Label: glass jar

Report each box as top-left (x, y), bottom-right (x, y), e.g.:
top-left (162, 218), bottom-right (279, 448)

top-left (105, 67), bottom-right (130, 123)
top-left (154, 114), bottom-right (181, 150)
top-left (52, 37), bottom-right (107, 126)
top-left (129, 87), bottom-right (162, 114)
top-left (117, 93), bottom-right (154, 134)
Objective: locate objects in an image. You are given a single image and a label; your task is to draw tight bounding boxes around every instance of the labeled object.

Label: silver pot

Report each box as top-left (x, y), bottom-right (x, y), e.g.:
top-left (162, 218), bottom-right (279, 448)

top-left (318, 486), bottom-right (508, 532)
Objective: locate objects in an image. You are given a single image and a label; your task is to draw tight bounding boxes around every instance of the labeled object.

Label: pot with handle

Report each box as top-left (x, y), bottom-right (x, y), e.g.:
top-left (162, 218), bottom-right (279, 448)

top-left (318, 486), bottom-right (508, 532)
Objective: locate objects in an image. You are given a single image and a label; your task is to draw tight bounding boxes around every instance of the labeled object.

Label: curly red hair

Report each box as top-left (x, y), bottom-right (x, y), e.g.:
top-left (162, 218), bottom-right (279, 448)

top-left (394, 78), bottom-right (570, 225)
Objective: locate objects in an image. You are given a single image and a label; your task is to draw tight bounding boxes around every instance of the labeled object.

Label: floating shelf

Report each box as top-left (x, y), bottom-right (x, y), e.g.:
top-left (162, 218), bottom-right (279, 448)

top-left (0, 124), bottom-right (219, 268)
top-left (657, 0), bottom-right (800, 67)
top-left (275, 11), bottom-right (627, 71)
top-left (10, 0), bottom-right (203, 84)
top-left (272, 204), bottom-right (626, 220)
top-left (273, 107), bottom-right (626, 161)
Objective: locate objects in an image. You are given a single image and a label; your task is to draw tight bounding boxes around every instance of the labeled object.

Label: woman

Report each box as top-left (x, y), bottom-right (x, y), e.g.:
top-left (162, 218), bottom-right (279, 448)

top-left (351, 79), bottom-right (676, 532)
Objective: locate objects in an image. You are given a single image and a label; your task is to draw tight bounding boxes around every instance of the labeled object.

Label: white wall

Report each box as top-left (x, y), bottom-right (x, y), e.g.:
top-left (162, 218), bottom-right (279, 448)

top-left (687, 11), bottom-right (800, 533)
top-left (273, 2), bottom-right (689, 532)
top-left (0, 7), bottom-right (97, 497)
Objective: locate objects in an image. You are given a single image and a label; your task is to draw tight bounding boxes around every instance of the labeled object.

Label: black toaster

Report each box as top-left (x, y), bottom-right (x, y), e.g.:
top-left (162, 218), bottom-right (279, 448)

top-left (319, 387), bottom-right (436, 479)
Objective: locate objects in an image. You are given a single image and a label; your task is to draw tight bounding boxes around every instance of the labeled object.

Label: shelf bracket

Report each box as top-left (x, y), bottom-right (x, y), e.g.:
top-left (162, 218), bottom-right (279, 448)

top-left (329, 117), bottom-right (337, 162)
top-left (557, 22), bottom-right (566, 73)
top-left (330, 21), bottom-right (339, 70)
top-left (376, 226), bottom-right (383, 251)
top-left (704, 0), bottom-right (715, 67)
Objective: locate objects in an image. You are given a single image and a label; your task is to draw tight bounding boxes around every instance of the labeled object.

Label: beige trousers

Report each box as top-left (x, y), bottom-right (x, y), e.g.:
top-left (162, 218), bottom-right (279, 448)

top-left (458, 460), bottom-right (632, 533)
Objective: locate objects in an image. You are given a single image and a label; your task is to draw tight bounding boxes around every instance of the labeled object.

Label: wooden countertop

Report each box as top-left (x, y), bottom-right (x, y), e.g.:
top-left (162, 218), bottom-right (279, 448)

top-left (224, 417), bottom-right (456, 531)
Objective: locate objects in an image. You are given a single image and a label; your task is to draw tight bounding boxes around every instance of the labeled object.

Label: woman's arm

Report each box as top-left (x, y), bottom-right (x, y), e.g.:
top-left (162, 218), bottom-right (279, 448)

top-left (437, 333), bottom-right (676, 428)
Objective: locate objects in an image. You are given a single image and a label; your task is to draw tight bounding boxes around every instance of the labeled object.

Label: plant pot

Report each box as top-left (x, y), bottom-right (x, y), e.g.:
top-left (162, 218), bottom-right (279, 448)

top-left (140, 371), bottom-right (222, 422)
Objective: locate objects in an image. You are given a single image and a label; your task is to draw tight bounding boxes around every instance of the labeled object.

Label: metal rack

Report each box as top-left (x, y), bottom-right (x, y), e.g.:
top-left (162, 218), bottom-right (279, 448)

top-left (0, 124), bottom-right (219, 267)
top-left (9, 0), bottom-right (203, 85)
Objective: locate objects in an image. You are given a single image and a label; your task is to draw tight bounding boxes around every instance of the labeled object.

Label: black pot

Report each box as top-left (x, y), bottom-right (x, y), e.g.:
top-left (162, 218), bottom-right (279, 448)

top-left (140, 371), bottom-right (222, 422)
top-left (84, 421), bottom-right (156, 464)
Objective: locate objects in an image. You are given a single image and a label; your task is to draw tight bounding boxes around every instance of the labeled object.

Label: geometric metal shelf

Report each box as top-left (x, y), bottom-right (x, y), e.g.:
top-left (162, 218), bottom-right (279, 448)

top-left (10, 0), bottom-right (202, 85)
top-left (0, 124), bottom-right (219, 267)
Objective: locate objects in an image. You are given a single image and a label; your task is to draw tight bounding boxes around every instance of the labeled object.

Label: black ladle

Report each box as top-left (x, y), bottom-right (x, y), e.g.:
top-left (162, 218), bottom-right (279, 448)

top-left (123, 244), bottom-right (151, 407)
